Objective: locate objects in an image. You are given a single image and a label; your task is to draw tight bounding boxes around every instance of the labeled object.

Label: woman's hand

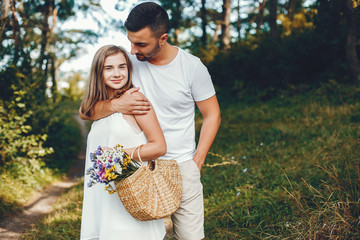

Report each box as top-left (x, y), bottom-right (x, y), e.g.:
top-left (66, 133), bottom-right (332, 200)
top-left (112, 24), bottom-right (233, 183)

top-left (101, 146), bottom-right (113, 151)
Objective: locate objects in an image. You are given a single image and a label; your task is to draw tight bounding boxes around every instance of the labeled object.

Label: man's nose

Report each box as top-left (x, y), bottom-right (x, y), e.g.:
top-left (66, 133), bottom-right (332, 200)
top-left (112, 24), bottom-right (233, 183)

top-left (130, 44), bottom-right (138, 55)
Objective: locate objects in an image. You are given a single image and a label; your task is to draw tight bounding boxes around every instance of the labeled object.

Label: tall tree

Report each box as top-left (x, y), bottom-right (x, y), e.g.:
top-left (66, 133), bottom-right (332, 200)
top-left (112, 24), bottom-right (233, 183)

top-left (0, 0), bottom-right (10, 42)
top-left (200, 0), bottom-right (208, 46)
top-left (236, 0), bottom-right (242, 38)
top-left (257, 0), bottom-right (266, 32)
top-left (161, 0), bottom-right (183, 45)
top-left (0, 0), bottom-right (103, 103)
top-left (288, 0), bottom-right (296, 19)
top-left (37, 0), bottom-right (54, 101)
top-left (220, 0), bottom-right (231, 49)
top-left (269, 0), bottom-right (278, 38)
top-left (344, 0), bottom-right (360, 82)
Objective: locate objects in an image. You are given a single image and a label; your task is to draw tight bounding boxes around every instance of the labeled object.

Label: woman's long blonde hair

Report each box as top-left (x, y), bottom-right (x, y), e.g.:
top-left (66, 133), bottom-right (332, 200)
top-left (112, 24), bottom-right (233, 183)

top-left (80, 45), bottom-right (133, 117)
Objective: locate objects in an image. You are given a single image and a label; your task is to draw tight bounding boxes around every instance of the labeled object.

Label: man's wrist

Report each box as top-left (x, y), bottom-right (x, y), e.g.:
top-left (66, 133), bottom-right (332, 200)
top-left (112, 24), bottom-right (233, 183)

top-left (109, 97), bottom-right (126, 114)
top-left (109, 99), bottom-right (115, 113)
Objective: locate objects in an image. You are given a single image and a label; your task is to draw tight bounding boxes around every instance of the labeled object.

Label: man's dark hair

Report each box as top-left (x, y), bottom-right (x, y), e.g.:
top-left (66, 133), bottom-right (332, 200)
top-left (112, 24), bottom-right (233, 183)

top-left (124, 2), bottom-right (169, 38)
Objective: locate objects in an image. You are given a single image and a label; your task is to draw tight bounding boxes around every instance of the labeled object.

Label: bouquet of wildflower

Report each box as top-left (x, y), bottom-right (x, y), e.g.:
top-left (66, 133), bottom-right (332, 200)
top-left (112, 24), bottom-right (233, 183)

top-left (86, 144), bottom-right (141, 194)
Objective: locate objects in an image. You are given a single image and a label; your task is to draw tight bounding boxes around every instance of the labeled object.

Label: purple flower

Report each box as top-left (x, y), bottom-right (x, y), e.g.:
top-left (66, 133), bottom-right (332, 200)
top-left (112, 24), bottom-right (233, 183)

top-left (95, 146), bottom-right (102, 156)
top-left (96, 161), bottom-right (102, 168)
top-left (86, 167), bottom-right (93, 175)
top-left (87, 180), bottom-right (94, 187)
top-left (114, 157), bottom-right (120, 163)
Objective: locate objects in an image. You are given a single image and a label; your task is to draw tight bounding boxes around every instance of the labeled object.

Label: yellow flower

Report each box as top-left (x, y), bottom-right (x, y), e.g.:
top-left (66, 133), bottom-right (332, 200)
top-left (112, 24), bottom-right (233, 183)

top-left (104, 166), bottom-right (117, 181)
top-left (105, 185), bottom-right (116, 194)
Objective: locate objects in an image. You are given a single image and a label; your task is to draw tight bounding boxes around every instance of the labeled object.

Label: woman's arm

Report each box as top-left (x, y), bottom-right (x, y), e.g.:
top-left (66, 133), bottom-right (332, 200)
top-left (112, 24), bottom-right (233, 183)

top-left (124, 92), bottom-right (166, 161)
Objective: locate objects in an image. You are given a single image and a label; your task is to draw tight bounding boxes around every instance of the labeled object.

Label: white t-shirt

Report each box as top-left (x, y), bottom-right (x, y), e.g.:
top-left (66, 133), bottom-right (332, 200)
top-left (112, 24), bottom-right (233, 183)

top-left (130, 47), bottom-right (215, 163)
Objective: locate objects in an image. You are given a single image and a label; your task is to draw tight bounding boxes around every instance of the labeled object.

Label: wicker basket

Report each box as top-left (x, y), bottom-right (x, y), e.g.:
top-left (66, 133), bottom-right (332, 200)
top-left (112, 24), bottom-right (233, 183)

top-left (116, 146), bottom-right (182, 221)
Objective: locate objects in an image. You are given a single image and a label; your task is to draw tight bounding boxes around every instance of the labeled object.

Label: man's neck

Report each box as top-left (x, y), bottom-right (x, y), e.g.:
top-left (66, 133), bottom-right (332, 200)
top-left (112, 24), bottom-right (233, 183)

top-left (149, 43), bottom-right (178, 66)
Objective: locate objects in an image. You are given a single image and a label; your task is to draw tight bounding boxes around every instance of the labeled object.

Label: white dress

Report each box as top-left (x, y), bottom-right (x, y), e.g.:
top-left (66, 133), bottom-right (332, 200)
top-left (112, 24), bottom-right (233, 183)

top-left (80, 113), bottom-right (166, 240)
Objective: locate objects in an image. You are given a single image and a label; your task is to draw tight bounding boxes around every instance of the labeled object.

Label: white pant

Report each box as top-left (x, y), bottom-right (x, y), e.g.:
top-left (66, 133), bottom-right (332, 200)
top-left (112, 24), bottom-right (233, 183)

top-left (171, 159), bottom-right (204, 240)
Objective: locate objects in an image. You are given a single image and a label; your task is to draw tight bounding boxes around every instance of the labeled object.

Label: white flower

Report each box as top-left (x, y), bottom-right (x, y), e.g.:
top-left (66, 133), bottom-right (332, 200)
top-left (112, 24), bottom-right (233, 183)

top-left (115, 164), bottom-right (122, 174)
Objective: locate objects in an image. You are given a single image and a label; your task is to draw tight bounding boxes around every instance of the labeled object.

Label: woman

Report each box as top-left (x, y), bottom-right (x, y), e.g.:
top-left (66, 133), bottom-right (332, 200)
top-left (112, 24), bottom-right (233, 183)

top-left (79, 45), bottom-right (166, 240)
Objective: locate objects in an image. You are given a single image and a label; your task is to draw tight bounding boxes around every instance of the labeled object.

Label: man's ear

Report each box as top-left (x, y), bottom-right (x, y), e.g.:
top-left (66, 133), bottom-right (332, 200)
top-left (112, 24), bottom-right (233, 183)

top-left (159, 33), bottom-right (168, 46)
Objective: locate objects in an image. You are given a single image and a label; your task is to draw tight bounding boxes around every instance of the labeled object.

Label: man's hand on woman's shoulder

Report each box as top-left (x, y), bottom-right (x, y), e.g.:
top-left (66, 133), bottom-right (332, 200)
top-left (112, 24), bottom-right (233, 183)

top-left (111, 87), bottom-right (151, 115)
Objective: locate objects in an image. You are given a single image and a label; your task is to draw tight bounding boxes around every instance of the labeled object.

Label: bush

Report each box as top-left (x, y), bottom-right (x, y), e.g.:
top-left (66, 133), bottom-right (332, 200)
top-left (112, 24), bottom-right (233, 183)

top-left (0, 89), bottom-right (56, 217)
top-left (0, 89), bottom-right (53, 170)
top-left (40, 100), bottom-right (82, 172)
top-left (0, 89), bottom-right (82, 217)
top-left (208, 29), bottom-right (349, 102)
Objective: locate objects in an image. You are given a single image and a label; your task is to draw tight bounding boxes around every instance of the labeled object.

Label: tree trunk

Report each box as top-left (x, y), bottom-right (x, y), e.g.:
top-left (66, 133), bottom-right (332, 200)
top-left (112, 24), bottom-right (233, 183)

top-left (50, 56), bottom-right (57, 103)
top-left (287, 0), bottom-right (296, 20)
top-left (0, 0), bottom-right (9, 22)
top-left (10, 0), bottom-right (20, 62)
top-left (257, 0), bottom-right (266, 32)
top-left (0, 0), bottom-right (10, 42)
top-left (200, 0), bottom-right (207, 46)
top-left (220, 0), bottom-right (231, 50)
top-left (236, 0), bottom-right (241, 38)
top-left (163, 0), bottom-right (181, 45)
top-left (344, 0), bottom-right (360, 82)
top-left (269, 0), bottom-right (278, 38)
top-left (38, 0), bottom-right (51, 67)
top-left (212, 22), bottom-right (222, 45)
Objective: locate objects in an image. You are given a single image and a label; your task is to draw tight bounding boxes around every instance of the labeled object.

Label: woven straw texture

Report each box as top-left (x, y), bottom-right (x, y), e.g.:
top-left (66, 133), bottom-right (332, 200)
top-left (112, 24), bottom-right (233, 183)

top-left (116, 158), bottom-right (182, 221)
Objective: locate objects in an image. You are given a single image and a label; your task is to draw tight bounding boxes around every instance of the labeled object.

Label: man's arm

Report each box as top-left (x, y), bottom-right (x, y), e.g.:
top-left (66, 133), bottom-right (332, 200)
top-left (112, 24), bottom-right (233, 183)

top-left (193, 95), bottom-right (221, 171)
top-left (79, 88), bottom-right (151, 121)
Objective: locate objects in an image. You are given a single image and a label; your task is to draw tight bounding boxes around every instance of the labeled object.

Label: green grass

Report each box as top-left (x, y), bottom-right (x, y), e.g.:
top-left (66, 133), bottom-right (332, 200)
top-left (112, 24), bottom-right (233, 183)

top-left (20, 180), bottom-right (84, 240)
top-left (0, 99), bottom-right (82, 218)
top-left (0, 165), bottom-right (61, 217)
top-left (201, 85), bottom-right (360, 239)
top-left (20, 84), bottom-right (360, 239)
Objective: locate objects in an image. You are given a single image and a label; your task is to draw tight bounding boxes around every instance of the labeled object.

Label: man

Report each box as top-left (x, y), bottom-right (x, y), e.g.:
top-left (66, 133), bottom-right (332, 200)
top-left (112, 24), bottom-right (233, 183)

top-left (80, 2), bottom-right (221, 239)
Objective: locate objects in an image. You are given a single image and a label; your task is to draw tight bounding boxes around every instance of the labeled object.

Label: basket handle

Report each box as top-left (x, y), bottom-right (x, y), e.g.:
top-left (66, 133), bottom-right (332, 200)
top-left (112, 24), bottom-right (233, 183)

top-left (130, 145), bottom-right (143, 164)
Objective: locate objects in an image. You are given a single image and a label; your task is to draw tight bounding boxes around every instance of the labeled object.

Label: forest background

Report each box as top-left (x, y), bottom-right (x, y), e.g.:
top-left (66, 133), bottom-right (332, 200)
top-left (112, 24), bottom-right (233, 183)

top-left (0, 0), bottom-right (359, 239)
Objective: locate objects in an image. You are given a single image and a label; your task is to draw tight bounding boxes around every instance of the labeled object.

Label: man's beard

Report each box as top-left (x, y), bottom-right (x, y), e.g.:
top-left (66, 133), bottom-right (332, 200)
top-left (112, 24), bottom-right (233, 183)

top-left (135, 43), bottom-right (161, 62)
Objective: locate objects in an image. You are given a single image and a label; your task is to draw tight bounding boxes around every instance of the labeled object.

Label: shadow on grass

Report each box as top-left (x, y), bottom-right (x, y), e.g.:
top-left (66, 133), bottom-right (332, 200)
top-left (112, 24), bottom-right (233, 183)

top-left (19, 181), bottom-right (84, 240)
top-left (0, 196), bottom-right (21, 219)
top-left (20, 218), bottom-right (81, 240)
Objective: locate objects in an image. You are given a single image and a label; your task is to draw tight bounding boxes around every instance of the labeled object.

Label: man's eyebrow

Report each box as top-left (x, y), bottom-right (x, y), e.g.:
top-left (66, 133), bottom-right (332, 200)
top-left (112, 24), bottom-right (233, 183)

top-left (127, 36), bottom-right (147, 45)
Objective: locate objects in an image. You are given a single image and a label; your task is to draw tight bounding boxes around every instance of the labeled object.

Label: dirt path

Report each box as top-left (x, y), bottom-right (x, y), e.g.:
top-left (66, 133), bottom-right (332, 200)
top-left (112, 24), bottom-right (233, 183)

top-left (0, 114), bottom-right (88, 240)
top-left (0, 114), bottom-right (174, 239)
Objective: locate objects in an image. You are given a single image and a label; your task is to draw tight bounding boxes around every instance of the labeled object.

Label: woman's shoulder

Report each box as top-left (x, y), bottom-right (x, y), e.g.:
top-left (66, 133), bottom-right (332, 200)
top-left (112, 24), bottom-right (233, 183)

top-left (131, 91), bottom-right (145, 98)
top-left (94, 112), bottom-right (121, 122)
top-left (131, 91), bottom-right (150, 104)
